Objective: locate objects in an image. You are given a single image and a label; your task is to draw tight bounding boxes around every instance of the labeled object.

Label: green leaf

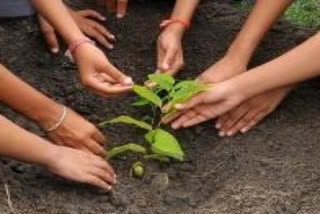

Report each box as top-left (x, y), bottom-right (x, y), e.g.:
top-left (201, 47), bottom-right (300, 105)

top-left (144, 154), bottom-right (170, 163)
top-left (169, 81), bottom-right (208, 105)
top-left (133, 85), bottom-right (163, 107)
top-left (149, 129), bottom-right (184, 161)
top-left (99, 116), bottom-right (152, 130)
top-left (132, 98), bottom-right (150, 107)
top-left (107, 143), bottom-right (147, 159)
top-left (145, 130), bottom-right (157, 144)
top-left (148, 74), bottom-right (175, 91)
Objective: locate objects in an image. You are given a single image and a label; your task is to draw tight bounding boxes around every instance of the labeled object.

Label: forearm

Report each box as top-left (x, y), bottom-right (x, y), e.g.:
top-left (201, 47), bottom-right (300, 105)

top-left (227, 0), bottom-right (293, 64)
top-left (0, 65), bottom-right (62, 130)
top-left (0, 115), bottom-right (55, 166)
top-left (232, 33), bottom-right (320, 98)
top-left (168, 0), bottom-right (200, 37)
top-left (31, 0), bottom-right (84, 44)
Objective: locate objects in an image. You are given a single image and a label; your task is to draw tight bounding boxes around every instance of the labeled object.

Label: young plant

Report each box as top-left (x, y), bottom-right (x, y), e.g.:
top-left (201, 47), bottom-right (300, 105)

top-left (99, 73), bottom-right (208, 176)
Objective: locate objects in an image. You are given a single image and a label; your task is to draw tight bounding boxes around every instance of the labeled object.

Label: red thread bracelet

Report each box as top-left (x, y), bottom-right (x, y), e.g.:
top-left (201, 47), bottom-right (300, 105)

top-left (68, 37), bottom-right (95, 54)
top-left (160, 19), bottom-right (191, 30)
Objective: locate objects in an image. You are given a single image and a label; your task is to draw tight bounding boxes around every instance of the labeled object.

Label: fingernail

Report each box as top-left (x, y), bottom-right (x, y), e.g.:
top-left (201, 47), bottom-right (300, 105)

top-left (219, 131), bottom-right (225, 137)
top-left (109, 45), bottom-right (114, 49)
top-left (101, 17), bottom-right (106, 21)
top-left (241, 128), bottom-right (247, 133)
top-left (227, 131), bottom-right (233, 136)
top-left (110, 34), bottom-right (115, 40)
top-left (124, 77), bottom-right (133, 85)
top-left (117, 13), bottom-right (124, 19)
top-left (51, 48), bottom-right (59, 54)
top-left (215, 123), bottom-right (221, 129)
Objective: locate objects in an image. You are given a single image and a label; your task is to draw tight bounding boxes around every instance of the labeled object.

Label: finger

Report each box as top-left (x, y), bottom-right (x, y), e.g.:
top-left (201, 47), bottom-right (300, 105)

top-left (89, 167), bottom-right (116, 185)
top-left (175, 93), bottom-right (206, 111)
top-left (160, 47), bottom-right (177, 71)
top-left (38, 16), bottom-right (59, 53)
top-left (92, 22), bottom-right (116, 41)
top-left (117, 0), bottom-right (128, 18)
top-left (182, 103), bottom-right (231, 127)
top-left (166, 56), bottom-right (184, 76)
top-left (162, 110), bottom-right (184, 124)
top-left (221, 105), bottom-right (249, 135)
top-left (78, 9), bottom-right (106, 21)
top-left (240, 111), bottom-right (266, 134)
top-left (103, 62), bottom-right (133, 85)
top-left (85, 139), bottom-right (106, 156)
top-left (92, 156), bottom-right (116, 177)
top-left (171, 110), bottom-right (198, 129)
top-left (105, 0), bottom-right (116, 12)
top-left (229, 110), bottom-right (260, 136)
top-left (88, 77), bottom-right (133, 95)
top-left (85, 26), bottom-right (114, 49)
top-left (216, 114), bottom-right (229, 130)
top-left (85, 175), bottom-right (112, 191)
top-left (92, 130), bottom-right (108, 146)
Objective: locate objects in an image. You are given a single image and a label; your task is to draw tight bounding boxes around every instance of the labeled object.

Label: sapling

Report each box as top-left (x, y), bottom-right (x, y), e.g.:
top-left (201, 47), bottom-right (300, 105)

top-left (99, 73), bottom-right (208, 177)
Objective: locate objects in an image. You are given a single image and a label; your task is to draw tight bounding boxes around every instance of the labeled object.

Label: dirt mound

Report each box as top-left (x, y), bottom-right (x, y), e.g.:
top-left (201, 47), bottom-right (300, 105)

top-left (0, 1), bottom-right (317, 214)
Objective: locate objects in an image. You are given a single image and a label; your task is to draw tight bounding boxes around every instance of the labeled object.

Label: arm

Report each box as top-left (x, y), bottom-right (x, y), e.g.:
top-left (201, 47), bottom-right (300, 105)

top-left (232, 33), bottom-right (320, 98)
top-left (0, 115), bottom-right (116, 191)
top-left (156, 0), bottom-right (199, 76)
top-left (199, 0), bottom-right (294, 83)
top-left (169, 33), bottom-right (320, 128)
top-left (227, 0), bottom-right (294, 65)
top-left (0, 64), bottom-right (106, 155)
top-left (31, 0), bottom-right (133, 96)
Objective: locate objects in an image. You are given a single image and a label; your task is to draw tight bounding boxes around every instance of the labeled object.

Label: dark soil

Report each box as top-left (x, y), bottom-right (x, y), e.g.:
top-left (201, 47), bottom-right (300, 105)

top-left (0, 1), bottom-right (319, 213)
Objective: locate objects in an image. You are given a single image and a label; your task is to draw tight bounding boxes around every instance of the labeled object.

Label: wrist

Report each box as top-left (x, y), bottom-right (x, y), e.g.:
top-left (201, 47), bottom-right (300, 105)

top-left (226, 41), bottom-right (256, 66)
top-left (34, 101), bottom-right (64, 131)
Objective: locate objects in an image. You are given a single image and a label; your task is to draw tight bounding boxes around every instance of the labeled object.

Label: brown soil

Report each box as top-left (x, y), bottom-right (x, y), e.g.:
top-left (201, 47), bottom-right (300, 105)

top-left (0, 1), bottom-right (318, 213)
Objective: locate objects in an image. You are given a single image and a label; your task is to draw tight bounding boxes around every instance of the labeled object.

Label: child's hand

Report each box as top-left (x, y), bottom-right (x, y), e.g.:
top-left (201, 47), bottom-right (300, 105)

top-left (156, 27), bottom-right (184, 76)
top-left (38, 9), bottom-right (115, 53)
top-left (73, 42), bottom-right (133, 97)
top-left (47, 108), bottom-right (107, 156)
top-left (104, 0), bottom-right (128, 18)
top-left (47, 145), bottom-right (116, 191)
top-left (164, 82), bottom-right (244, 129)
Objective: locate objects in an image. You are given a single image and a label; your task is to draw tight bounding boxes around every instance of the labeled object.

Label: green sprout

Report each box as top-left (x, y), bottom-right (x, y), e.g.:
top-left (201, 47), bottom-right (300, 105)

top-left (99, 73), bottom-right (208, 177)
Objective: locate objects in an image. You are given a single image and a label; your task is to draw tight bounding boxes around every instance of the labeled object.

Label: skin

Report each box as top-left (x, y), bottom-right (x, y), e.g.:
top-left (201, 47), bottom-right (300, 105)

top-left (164, 0), bottom-right (295, 135)
top-left (0, 115), bottom-right (115, 191)
top-left (156, 0), bottom-right (200, 76)
top-left (104, 0), bottom-right (128, 19)
top-left (39, 8), bottom-right (116, 53)
top-left (103, 0), bottom-right (199, 80)
top-left (31, 0), bottom-right (133, 97)
top-left (167, 33), bottom-right (320, 129)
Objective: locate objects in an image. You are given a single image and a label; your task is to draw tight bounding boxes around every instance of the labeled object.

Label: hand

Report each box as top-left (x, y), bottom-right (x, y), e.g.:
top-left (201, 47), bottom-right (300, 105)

top-left (47, 108), bottom-right (107, 156)
top-left (104, 0), bottom-right (128, 18)
top-left (215, 86), bottom-right (292, 137)
top-left (38, 9), bottom-right (115, 53)
top-left (46, 145), bottom-right (116, 191)
top-left (164, 82), bottom-right (244, 129)
top-left (73, 42), bottom-right (133, 97)
top-left (156, 26), bottom-right (184, 76)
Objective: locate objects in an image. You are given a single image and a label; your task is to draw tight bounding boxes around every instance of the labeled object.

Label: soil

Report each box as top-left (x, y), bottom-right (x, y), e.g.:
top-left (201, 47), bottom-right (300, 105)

top-left (0, 1), bottom-right (319, 213)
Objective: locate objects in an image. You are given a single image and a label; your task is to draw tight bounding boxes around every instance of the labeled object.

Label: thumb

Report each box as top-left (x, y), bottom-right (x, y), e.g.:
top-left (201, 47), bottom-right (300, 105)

top-left (160, 47), bottom-right (176, 71)
top-left (38, 16), bottom-right (59, 53)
